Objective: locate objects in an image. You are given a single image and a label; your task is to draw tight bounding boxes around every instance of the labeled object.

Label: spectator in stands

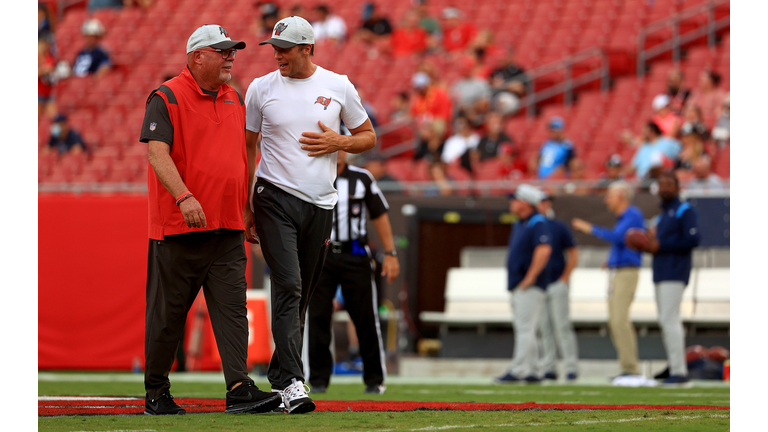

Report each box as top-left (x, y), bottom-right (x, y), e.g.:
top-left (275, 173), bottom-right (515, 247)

top-left (686, 70), bottom-right (727, 121)
top-left (441, 116), bottom-right (480, 164)
top-left (410, 71), bottom-right (452, 141)
top-left (680, 105), bottom-right (709, 141)
top-left (355, 3), bottom-right (392, 44)
top-left (289, 4), bottom-right (305, 17)
top-left (413, 121), bottom-right (444, 163)
top-left (388, 91), bottom-right (410, 123)
top-left (440, 7), bottom-right (477, 53)
top-left (710, 94), bottom-right (730, 147)
top-left (38, 3), bottom-right (55, 42)
top-left (675, 120), bottom-right (707, 173)
top-left (466, 30), bottom-right (499, 76)
top-left (38, 37), bottom-right (57, 119)
top-left (45, 114), bottom-right (86, 155)
top-left (685, 155), bottom-right (725, 191)
top-left (490, 47), bottom-right (528, 116)
top-left (496, 184), bottom-right (551, 384)
top-left (413, 0), bottom-right (441, 51)
top-left (72, 18), bottom-right (112, 78)
top-left (498, 143), bottom-right (528, 180)
top-left (312, 4), bottom-right (347, 46)
top-left (390, 10), bottom-right (428, 57)
top-left (595, 154), bottom-right (625, 191)
top-left (666, 67), bottom-right (690, 113)
top-left (651, 94), bottom-right (681, 138)
top-left (534, 117), bottom-right (576, 179)
top-left (571, 181), bottom-right (647, 383)
top-left (450, 56), bottom-right (492, 126)
top-left (252, 1), bottom-right (280, 39)
top-left (88, 0), bottom-right (123, 11)
top-left (629, 122), bottom-right (681, 179)
top-left (460, 111), bottom-right (514, 174)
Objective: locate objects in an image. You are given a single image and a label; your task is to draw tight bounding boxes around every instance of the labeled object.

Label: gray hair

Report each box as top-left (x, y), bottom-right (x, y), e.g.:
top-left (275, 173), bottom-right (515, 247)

top-left (608, 180), bottom-right (634, 202)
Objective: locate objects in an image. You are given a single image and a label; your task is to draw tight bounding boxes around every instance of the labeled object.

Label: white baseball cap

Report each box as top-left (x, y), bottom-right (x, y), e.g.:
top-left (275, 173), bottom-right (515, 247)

top-left (509, 184), bottom-right (545, 206)
top-left (259, 16), bottom-right (315, 49)
top-left (412, 72), bottom-right (431, 89)
top-left (652, 94), bottom-right (671, 111)
top-left (82, 18), bottom-right (105, 36)
top-left (186, 24), bottom-right (246, 54)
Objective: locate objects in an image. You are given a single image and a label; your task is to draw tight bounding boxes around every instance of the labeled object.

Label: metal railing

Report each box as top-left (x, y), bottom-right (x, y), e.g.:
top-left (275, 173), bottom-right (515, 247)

top-left (637, 0), bottom-right (730, 76)
top-left (518, 47), bottom-right (611, 118)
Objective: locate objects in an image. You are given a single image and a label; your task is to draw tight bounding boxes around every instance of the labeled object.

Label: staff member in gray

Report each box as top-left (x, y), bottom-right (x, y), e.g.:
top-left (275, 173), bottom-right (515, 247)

top-left (535, 193), bottom-right (579, 381)
top-left (496, 184), bottom-right (552, 383)
top-left (640, 171), bottom-right (700, 385)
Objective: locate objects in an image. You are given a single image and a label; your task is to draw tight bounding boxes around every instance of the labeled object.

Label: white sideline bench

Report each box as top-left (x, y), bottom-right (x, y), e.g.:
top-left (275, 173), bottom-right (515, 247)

top-left (419, 267), bottom-right (729, 331)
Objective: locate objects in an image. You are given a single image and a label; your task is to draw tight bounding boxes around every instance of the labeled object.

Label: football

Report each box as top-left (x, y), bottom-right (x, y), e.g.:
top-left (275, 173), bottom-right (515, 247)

top-left (625, 228), bottom-right (650, 251)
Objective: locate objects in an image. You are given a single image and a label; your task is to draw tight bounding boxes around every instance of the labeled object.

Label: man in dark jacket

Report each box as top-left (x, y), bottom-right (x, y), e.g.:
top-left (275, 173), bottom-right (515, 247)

top-left (641, 171), bottom-right (700, 385)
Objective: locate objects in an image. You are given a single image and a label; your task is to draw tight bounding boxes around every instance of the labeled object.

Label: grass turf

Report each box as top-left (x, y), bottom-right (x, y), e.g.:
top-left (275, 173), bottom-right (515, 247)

top-left (38, 373), bottom-right (730, 432)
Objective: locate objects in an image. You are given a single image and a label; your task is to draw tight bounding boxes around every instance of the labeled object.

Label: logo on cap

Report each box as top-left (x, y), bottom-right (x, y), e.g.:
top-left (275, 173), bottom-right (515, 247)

top-left (219, 26), bottom-right (229, 37)
top-left (315, 96), bottom-right (332, 110)
top-left (275, 22), bottom-right (288, 36)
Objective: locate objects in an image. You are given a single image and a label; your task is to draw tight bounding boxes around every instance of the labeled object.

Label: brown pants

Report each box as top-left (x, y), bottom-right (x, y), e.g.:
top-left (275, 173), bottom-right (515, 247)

top-left (608, 267), bottom-right (640, 375)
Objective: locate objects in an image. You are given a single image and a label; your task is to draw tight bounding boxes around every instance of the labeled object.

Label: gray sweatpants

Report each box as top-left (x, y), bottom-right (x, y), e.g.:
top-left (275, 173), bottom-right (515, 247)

top-left (655, 281), bottom-right (688, 377)
top-left (538, 280), bottom-right (579, 375)
top-left (508, 287), bottom-right (545, 378)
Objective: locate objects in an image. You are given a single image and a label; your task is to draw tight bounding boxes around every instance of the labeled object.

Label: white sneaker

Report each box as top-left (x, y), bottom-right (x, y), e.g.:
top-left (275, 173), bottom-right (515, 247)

top-left (282, 378), bottom-right (316, 414)
top-left (270, 389), bottom-right (285, 413)
top-left (611, 374), bottom-right (658, 387)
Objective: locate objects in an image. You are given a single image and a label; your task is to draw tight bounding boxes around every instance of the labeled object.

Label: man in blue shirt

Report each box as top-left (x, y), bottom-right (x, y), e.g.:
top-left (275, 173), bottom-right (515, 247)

top-left (536, 193), bottom-right (579, 381)
top-left (72, 19), bottom-right (112, 78)
top-left (496, 184), bottom-right (552, 384)
top-left (46, 114), bottom-right (86, 154)
top-left (640, 171), bottom-right (700, 385)
top-left (572, 181), bottom-right (646, 380)
top-left (630, 122), bottom-right (681, 179)
top-left (536, 116), bottom-right (576, 179)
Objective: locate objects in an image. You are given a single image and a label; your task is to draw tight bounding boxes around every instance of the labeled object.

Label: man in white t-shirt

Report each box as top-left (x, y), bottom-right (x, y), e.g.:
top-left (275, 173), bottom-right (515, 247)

top-left (311, 4), bottom-right (347, 45)
top-left (441, 116), bottom-right (480, 164)
top-left (244, 15), bottom-right (376, 415)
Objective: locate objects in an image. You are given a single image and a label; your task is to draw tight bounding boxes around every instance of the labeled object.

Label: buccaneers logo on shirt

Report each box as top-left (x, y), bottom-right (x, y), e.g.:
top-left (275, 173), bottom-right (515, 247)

top-left (314, 96), bottom-right (332, 110)
top-left (275, 23), bottom-right (288, 36)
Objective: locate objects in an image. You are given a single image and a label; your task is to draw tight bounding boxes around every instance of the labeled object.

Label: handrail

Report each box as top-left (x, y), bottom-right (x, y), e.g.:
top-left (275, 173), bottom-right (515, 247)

top-left (637, 0), bottom-right (730, 76)
top-left (39, 179), bottom-right (730, 196)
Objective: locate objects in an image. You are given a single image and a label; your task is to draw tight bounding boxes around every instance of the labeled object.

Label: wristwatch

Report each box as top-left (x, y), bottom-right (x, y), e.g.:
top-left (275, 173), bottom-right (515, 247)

top-left (384, 250), bottom-right (397, 257)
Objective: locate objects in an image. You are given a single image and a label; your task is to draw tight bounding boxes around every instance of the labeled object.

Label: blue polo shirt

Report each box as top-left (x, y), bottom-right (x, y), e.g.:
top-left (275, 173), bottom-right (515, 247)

top-left (73, 46), bottom-right (112, 77)
top-left (590, 205), bottom-right (644, 268)
top-left (653, 197), bottom-right (700, 285)
top-left (507, 211), bottom-right (552, 290)
top-left (546, 218), bottom-right (577, 282)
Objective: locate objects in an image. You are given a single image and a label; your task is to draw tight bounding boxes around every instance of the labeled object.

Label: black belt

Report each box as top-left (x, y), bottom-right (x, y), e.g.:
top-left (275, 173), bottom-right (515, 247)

top-left (330, 241), bottom-right (366, 254)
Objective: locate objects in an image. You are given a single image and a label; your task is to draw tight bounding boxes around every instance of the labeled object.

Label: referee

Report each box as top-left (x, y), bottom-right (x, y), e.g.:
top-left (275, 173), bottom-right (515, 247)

top-left (306, 150), bottom-right (400, 395)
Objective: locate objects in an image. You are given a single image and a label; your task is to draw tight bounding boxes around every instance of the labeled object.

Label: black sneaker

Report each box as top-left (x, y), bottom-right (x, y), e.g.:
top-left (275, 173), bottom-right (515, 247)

top-left (364, 384), bottom-right (386, 394)
top-left (145, 392), bottom-right (186, 415)
top-left (225, 381), bottom-right (282, 414)
top-left (543, 371), bottom-right (558, 380)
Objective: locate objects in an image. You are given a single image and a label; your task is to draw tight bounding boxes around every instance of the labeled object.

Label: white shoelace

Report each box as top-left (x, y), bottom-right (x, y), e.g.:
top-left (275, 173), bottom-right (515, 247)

top-left (283, 379), bottom-right (311, 402)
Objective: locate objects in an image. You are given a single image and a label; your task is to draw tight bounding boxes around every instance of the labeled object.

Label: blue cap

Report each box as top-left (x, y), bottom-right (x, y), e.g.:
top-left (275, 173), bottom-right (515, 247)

top-left (548, 116), bottom-right (565, 131)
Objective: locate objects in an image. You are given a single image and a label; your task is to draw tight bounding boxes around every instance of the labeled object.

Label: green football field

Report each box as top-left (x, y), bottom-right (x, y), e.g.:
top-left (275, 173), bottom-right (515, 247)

top-left (38, 372), bottom-right (730, 431)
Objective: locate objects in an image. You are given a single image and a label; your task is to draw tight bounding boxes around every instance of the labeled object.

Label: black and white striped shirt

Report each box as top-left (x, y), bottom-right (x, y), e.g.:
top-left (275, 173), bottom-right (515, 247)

top-left (331, 165), bottom-right (389, 243)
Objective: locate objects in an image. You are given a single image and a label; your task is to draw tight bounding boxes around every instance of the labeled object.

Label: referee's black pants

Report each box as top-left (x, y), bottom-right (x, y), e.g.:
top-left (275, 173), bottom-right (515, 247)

top-left (145, 229), bottom-right (251, 400)
top-left (251, 178), bottom-right (333, 390)
top-left (307, 250), bottom-right (387, 389)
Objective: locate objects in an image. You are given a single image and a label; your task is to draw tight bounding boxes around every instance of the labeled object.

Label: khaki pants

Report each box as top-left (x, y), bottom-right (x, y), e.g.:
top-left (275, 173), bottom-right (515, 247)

top-left (608, 268), bottom-right (640, 375)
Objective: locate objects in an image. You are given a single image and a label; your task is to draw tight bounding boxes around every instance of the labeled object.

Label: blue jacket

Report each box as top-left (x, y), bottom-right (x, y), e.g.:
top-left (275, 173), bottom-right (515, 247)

top-left (507, 211), bottom-right (552, 290)
top-left (591, 205), bottom-right (644, 268)
top-left (653, 197), bottom-right (700, 285)
top-left (546, 218), bottom-right (577, 282)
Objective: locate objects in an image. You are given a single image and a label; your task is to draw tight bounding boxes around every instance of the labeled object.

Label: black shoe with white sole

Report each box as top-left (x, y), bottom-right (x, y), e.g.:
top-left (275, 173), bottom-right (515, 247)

top-left (282, 378), bottom-right (316, 414)
top-left (225, 381), bottom-right (282, 414)
top-left (144, 392), bottom-right (186, 415)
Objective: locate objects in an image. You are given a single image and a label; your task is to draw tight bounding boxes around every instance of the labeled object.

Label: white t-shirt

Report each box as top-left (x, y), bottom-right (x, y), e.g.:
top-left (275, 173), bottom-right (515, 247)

top-left (245, 66), bottom-right (368, 209)
top-left (441, 133), bottom-right (480, 164)
top-left (312, 15), bottom-right (347, 42)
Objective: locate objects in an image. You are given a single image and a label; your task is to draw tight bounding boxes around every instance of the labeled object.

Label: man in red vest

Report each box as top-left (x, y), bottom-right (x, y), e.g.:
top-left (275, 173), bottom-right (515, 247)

top-left (139, 24), bottom-right (280, 415)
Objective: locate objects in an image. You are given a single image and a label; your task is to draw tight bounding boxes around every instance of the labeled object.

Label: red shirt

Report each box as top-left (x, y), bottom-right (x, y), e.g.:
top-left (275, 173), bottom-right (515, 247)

top-left (390, 27), bottom-right (427, 56)
top-left (410, 86), bottom-right (453, 127)
top-left (146, 67), bottom-right (248, 240)
top-left (442, 22), bottom-right (477, 52)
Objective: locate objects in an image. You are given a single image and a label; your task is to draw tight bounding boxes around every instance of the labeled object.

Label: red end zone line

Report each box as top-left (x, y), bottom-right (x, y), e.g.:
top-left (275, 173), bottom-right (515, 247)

top-left (38, 398), bottom-right (730, 416)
